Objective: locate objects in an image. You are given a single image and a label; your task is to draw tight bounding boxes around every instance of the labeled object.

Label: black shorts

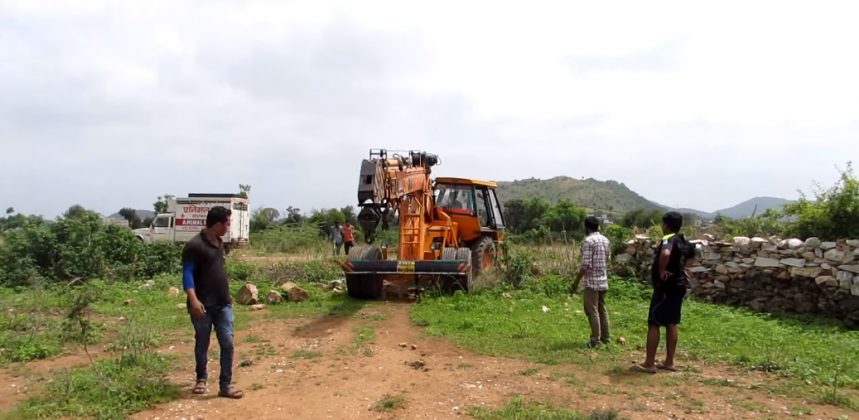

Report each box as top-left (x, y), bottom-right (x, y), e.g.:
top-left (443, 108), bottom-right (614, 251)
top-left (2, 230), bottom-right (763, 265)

top-left (648, 285), bottom-right (687, 326)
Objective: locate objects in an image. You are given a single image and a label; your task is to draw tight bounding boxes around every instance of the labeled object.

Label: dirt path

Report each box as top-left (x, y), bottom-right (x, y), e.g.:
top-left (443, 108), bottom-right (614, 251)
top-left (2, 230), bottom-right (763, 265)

top-left (125, 303), bottom-right (853, 420)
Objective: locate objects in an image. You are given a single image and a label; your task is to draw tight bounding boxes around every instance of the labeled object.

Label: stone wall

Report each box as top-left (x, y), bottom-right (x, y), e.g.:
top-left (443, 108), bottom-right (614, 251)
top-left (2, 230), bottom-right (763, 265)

top-left (617, 235), bottom-right (859, 328)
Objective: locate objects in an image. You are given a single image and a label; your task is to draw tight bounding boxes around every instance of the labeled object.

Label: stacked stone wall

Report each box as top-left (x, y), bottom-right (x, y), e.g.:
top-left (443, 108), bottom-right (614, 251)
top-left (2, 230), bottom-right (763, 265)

top-left (617, 235), bottom-right (859, 328)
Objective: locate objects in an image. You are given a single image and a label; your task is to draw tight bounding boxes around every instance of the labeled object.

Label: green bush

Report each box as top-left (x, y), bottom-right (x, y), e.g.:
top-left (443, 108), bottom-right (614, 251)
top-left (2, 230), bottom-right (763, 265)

top-left (782, 162), bottom-right (859, 239)
top-left (250, 222), bottom-right (328, 254)
top-left (0, 210), bottom-right (180, 286)
top-left (497, 243), bottom-right (533, 288)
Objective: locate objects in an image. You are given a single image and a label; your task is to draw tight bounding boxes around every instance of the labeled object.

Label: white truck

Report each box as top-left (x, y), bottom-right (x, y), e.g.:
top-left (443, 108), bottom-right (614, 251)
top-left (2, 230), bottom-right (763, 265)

top-left (133, 194), bottom-right (250, 247)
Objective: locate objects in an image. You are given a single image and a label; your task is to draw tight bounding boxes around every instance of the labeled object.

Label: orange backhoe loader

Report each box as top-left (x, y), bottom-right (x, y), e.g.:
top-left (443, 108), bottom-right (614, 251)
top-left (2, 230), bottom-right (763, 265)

top-left (342, 149), bottom-right (506, 299)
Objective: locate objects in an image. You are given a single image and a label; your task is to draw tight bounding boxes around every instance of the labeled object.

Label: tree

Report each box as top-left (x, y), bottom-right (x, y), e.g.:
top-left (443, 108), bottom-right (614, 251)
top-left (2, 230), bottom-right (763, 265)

top-left (539, 199), bottom-right (586, 236)
top-left (239, 184), bottom-right (251, 198)
top-left (250, 207), bottom-right (280, 232)
top-left (783, 162), bottom-right (859, 239)
top-left (64, 204), bottom-right (89, 219)
top-left (118, 208), bottom-right (144, 229)
top-left (5, 207), bottom-right (13, 215)
top-left (153, 194), bottom-right (174, 213)
top-left (284, 206), bottom-right (304, 224)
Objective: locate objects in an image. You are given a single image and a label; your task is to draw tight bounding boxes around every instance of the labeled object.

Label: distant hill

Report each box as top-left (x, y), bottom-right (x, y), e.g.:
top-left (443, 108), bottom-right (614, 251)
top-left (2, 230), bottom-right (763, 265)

top-left (712, 197), bottom-right (790, 219)
top-left (494, 177), bottom-right (789, 220)
top-left (495, 176), bottom-right (660, 214)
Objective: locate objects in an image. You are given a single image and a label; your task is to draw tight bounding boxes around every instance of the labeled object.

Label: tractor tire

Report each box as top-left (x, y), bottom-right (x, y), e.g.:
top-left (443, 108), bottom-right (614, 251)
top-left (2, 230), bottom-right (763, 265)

top-left (470, 237), bottom-right (496, 276)
top-left (346, 246), bottom-right (383, 299)
top-left (454, 247), bottom-right (473, 291)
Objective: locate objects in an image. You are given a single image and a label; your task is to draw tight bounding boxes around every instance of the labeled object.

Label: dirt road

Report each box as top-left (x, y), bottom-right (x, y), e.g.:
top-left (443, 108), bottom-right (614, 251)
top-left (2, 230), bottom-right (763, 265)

top-left (126, 303), bottom-right (851, 420)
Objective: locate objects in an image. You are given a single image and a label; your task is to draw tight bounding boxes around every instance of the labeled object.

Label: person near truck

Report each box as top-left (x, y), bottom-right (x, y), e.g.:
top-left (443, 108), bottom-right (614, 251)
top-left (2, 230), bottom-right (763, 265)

top-left (343, 221), bottom-right (355, 255)
top-left (182, 206), bottom-right (243, 399)
top-left (631, 211), bottom-right (696, 374)
top-left (329, 221), bottom-right (344, 255)
top-left (577, 215), bottom-right (611, 348)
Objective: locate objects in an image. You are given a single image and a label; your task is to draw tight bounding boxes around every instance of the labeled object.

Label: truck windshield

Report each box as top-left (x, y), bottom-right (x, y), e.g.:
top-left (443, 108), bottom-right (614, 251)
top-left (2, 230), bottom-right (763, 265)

top-left (153, 217), bottom-right (171, 228)
top-left (435, 184), bottom-right (474, 215)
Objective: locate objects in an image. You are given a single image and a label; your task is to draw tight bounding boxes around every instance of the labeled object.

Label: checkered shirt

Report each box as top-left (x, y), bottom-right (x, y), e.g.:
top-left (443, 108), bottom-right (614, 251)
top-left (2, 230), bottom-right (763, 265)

top-left (581, 232), bottom-right (610, 291)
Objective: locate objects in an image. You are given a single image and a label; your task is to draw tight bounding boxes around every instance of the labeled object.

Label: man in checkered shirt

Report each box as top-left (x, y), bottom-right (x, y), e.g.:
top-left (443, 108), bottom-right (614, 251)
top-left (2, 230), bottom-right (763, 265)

top-left (578, 215), bottom-right (611, 347)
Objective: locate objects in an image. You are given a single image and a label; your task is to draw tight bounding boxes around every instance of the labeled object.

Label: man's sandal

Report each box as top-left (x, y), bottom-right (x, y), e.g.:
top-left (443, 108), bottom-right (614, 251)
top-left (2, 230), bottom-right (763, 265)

top-left (192, 380), bottom-right (207, 395)
top-left (656, 362), bottom-right (679, 372)
top-left (629, 364), bottom-right (657, 374)
top-left (218, 388), bottom-right (244, 399)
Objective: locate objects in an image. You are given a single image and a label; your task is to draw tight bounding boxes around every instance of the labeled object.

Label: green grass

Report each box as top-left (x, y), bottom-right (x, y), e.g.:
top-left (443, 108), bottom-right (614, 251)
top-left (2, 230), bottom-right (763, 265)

top-left (8, 352), bottom-right (179, 420)
top-left (411, 276), bottom-right (859, 392)
top-left (292, 350), bottom-right (322, 359)
top-left (374, 392), bottom-right (406, 412)
top-left (468, 397), bottom-right (584, 419)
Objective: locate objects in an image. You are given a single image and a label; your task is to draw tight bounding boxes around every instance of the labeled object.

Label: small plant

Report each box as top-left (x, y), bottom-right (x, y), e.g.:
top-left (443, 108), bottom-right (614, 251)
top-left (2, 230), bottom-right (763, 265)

top-left (291, 350), bottom-right (322, 359)
top-left (518, 367), bottom-right (540, 376)
top-left (374, 392), bottom-right (406, 412)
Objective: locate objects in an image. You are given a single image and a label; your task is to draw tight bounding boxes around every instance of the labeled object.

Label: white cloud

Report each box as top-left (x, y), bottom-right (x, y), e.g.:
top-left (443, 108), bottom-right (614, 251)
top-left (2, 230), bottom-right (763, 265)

top-left (0, 0), bottom-right (856, 217)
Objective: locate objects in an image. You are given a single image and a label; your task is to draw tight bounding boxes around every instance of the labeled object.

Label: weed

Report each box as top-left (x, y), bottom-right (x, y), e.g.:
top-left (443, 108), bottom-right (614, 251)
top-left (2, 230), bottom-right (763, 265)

top-left (374, 392), bottom-right (406, 412)
top-left (468, 396), bottom-right (581, 419)
top-left (292, 350), bottom-right (322, 359)
top-left (519, 367), bottom-right (540, 376)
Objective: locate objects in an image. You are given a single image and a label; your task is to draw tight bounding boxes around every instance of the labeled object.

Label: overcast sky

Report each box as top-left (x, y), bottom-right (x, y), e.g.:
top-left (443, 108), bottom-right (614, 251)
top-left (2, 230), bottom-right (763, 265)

top-left (2, 1), bottom-right (857, 218)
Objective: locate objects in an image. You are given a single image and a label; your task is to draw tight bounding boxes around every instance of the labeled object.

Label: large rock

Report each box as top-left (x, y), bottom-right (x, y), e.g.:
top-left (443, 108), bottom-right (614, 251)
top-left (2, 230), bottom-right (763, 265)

top-left (838, 265), bottom-right (859, 274)
top-left (820, 242), bottom-right (837, 250)
top-left (732, 237), bottom-right (751, 247)
top-left (281, 281), bottom-right (309, 302)
top-left (790, 267), bottom-right (822, 278)
top-left (615, 254), bottom-right (633, 263)
top-left (236, 284), bottom-right (259, 305)
top-left (804, 237), bottom-right (822, 248)
top-left (846, 239), bottom-right (859, 248)
top-left (815, 276), bottom-right (837, 287)
top-left (780, 258), bottom-right (805, 268)
top-left (266, 290), bottom-right (284, 304)
top-left (754, 257), bottom-right (782, 268)
top-left (836, 271), bottom-right (854, 283)
top-left (786, 238), bottom-right (804, 249)
top-left (852, 284), bottom-right (859, 297)
top-left (802, 252), bottom-right (816, 261)
top-left (824, 249), bottom-right (846, 262)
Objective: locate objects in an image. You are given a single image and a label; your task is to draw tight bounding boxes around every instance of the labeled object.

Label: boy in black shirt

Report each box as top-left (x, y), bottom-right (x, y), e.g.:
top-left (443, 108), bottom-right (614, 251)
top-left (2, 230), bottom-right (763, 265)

top-left (632, 212), bottom-right (695, 373)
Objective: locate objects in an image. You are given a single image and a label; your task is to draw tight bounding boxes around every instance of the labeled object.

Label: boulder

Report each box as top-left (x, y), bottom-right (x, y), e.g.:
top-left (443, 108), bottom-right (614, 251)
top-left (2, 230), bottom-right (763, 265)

top-left (824, 249), bottom-right (846, 262)
top-left (790, 267), bottom-right (822, 278)
top-left (266, 290), bottom-right (284, 304)
top-left (815, 276), bottom-right (837, 287)
top-left (754, 257), bottom-right (782, 268)
top-left (732, 237), bottom-right (751, 247)
top-left (780, 258), bottom-right (805, 268)
top-left (236, 284), bottom-right (259, 305)
top-left (804, 237), bottom-right (822, 248)
top-left (281, 281), bottom-right (309, 302)
top-left (846, 239), bottom-right (859, 248)
top-left (838, 265), bottom-right (859, 274)
top-left (820, 242), bottom-right (837, 250)
top-left (852, 284), bottom-right (859, 297)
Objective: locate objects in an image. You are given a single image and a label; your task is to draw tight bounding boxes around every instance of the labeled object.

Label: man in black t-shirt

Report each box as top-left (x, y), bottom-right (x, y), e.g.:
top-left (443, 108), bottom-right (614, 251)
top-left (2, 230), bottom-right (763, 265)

top-left (631, 212), bottom-right (695, 374)
top-left (183, 206), bottom-right (243, 398)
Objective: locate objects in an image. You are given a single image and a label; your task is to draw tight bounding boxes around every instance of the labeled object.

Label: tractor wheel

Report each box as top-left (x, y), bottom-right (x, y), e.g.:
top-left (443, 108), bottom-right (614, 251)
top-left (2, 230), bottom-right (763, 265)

top-left (454, 247), bottom-right (473, 291)
top-left (346, 246), bottom-right (383, 299)
top-left (470, 237), bottom-right (497, 276)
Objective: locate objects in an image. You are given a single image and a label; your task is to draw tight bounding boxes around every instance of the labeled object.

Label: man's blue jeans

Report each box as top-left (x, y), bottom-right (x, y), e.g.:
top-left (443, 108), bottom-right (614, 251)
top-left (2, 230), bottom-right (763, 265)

top-left (190, 304), bottom-right (234, 393)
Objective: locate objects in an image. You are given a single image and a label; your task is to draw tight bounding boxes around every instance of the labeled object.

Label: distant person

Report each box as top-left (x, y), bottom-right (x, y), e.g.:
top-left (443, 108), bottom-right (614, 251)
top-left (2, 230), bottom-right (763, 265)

top-left (343, 221), bottom-right (355, 255)
top-left (182, 206), bottom-right (243, 399)
top-left (631, 211), bottom-right (696, 374)
top-left (578, 215), bottom-right (611, 348)
top-left (329, 221), bottom-right (344, 255)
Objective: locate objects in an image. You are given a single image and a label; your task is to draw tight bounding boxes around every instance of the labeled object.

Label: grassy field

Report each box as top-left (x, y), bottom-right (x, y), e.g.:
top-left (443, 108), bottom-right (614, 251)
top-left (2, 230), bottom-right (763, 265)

top-left (412, 275), bottom-right (859, 407)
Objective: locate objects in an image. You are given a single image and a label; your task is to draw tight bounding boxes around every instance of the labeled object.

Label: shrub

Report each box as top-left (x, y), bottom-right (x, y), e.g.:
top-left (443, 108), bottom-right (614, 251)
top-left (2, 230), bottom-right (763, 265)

top-left (782, 162), bottom-right (859, 239)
